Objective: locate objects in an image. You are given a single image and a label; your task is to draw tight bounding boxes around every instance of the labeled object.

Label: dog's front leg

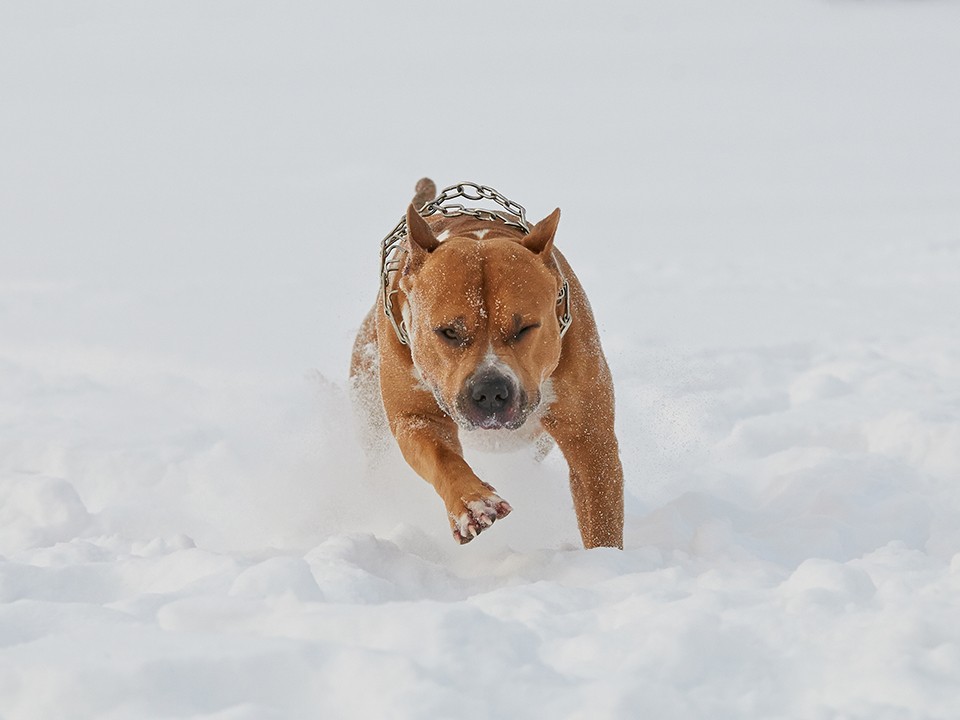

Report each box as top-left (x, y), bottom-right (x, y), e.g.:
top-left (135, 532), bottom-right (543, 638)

top-left (553, 425), bottom-right (624, 549)
top-left (544, 400), bottom-right (625, 550)
top-left (390, 412), bottom-right (512, 544)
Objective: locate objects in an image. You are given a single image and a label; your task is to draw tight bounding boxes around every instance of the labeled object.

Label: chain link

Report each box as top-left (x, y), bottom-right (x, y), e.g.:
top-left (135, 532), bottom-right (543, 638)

top-left (419, 182), bottom-right (530, 233)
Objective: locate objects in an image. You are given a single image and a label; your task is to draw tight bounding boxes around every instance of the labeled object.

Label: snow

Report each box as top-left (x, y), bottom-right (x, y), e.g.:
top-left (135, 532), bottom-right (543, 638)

top-left (2, 1), bottom-right (960, 718)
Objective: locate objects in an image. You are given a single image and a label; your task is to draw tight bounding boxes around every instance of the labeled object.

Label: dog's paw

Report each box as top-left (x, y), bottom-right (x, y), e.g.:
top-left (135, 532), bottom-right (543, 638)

top-left (449, 493), bottom-right (512, 545)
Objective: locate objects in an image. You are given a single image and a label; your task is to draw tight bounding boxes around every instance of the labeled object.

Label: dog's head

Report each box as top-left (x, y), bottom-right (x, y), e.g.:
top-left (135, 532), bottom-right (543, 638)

top-left (398, 206), bottom-right (565, 431)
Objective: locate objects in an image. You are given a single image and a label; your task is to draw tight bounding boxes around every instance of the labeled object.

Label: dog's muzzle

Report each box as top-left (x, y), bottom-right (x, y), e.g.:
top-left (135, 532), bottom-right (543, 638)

top-left (457, 370), bottom-right (528, 430)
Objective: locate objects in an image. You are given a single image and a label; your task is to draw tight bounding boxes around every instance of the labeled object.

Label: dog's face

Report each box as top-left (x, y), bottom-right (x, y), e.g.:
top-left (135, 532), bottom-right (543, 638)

top-left (399, 207), bottom-right (564, 431)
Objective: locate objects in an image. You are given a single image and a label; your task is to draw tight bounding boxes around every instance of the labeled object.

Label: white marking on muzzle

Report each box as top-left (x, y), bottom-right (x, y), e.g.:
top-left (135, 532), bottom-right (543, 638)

top-left (477, 345), bottom-right (520, 388)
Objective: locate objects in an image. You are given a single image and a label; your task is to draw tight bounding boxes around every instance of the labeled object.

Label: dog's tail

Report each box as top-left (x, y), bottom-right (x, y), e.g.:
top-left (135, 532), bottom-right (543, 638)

top-left (412, 177), bottom-right (436, 210)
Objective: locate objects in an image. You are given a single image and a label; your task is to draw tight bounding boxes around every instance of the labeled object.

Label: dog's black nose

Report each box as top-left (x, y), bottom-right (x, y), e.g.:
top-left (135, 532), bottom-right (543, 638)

top-left (471, 375), bottom-right (512, 412)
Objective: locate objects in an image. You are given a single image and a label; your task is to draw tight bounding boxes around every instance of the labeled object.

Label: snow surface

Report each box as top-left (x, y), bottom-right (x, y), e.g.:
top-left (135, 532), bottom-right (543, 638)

top-left (3, 1), bottom-right (960, 718)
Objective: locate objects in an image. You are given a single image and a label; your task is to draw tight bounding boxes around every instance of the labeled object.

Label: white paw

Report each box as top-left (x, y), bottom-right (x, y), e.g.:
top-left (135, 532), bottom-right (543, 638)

top-left (450, 494), bottom-right (512, 544)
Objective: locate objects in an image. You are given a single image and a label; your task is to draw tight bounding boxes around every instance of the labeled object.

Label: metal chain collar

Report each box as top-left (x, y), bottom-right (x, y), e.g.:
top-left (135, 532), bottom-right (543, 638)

top-left (380, 182), bottom-right (572, 347)
top-left (421, 182), bottom-right (530, 232)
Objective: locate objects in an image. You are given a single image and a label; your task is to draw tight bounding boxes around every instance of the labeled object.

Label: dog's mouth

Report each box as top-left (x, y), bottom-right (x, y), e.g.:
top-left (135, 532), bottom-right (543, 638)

top-left (468, 411), bottom-right (527, 431)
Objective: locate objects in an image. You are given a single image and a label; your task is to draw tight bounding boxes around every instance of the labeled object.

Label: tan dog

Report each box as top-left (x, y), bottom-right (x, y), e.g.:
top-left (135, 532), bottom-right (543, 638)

top-left (350, 179), bottom-right (623, 548)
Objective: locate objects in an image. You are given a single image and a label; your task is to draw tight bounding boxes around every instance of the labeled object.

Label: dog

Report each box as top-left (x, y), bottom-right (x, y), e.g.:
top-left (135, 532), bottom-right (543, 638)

top-left (350, 179), bottom-right (623, 548)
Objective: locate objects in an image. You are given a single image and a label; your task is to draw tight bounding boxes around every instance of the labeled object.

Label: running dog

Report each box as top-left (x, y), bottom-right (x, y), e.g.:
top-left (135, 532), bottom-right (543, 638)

top-left (350, 179), bottom-right (623, 548)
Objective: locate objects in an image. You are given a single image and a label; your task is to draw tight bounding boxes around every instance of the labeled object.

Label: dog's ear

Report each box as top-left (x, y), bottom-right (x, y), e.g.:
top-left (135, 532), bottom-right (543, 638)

top-left (522, 208), bottom-right (561, 256)
top-left (405, 204), bottom-right (440, 272)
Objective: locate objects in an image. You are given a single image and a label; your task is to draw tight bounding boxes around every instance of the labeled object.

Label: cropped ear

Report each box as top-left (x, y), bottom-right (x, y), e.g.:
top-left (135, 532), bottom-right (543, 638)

top-left (522, 208), bottom-right (561, 256)
top-left (404, 204), bottom-right (440, 272)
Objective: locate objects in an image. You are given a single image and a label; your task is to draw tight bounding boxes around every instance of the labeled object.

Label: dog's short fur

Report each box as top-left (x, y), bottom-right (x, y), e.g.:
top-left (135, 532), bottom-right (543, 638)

top-left (350, 179), bottom-right (624, 548)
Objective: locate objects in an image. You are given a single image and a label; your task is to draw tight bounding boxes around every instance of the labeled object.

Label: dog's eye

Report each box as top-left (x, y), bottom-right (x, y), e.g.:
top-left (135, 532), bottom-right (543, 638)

top-left (512, 323), bottom-right (541, 342)
top-left (436, 326), bottom-right (465, 345)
